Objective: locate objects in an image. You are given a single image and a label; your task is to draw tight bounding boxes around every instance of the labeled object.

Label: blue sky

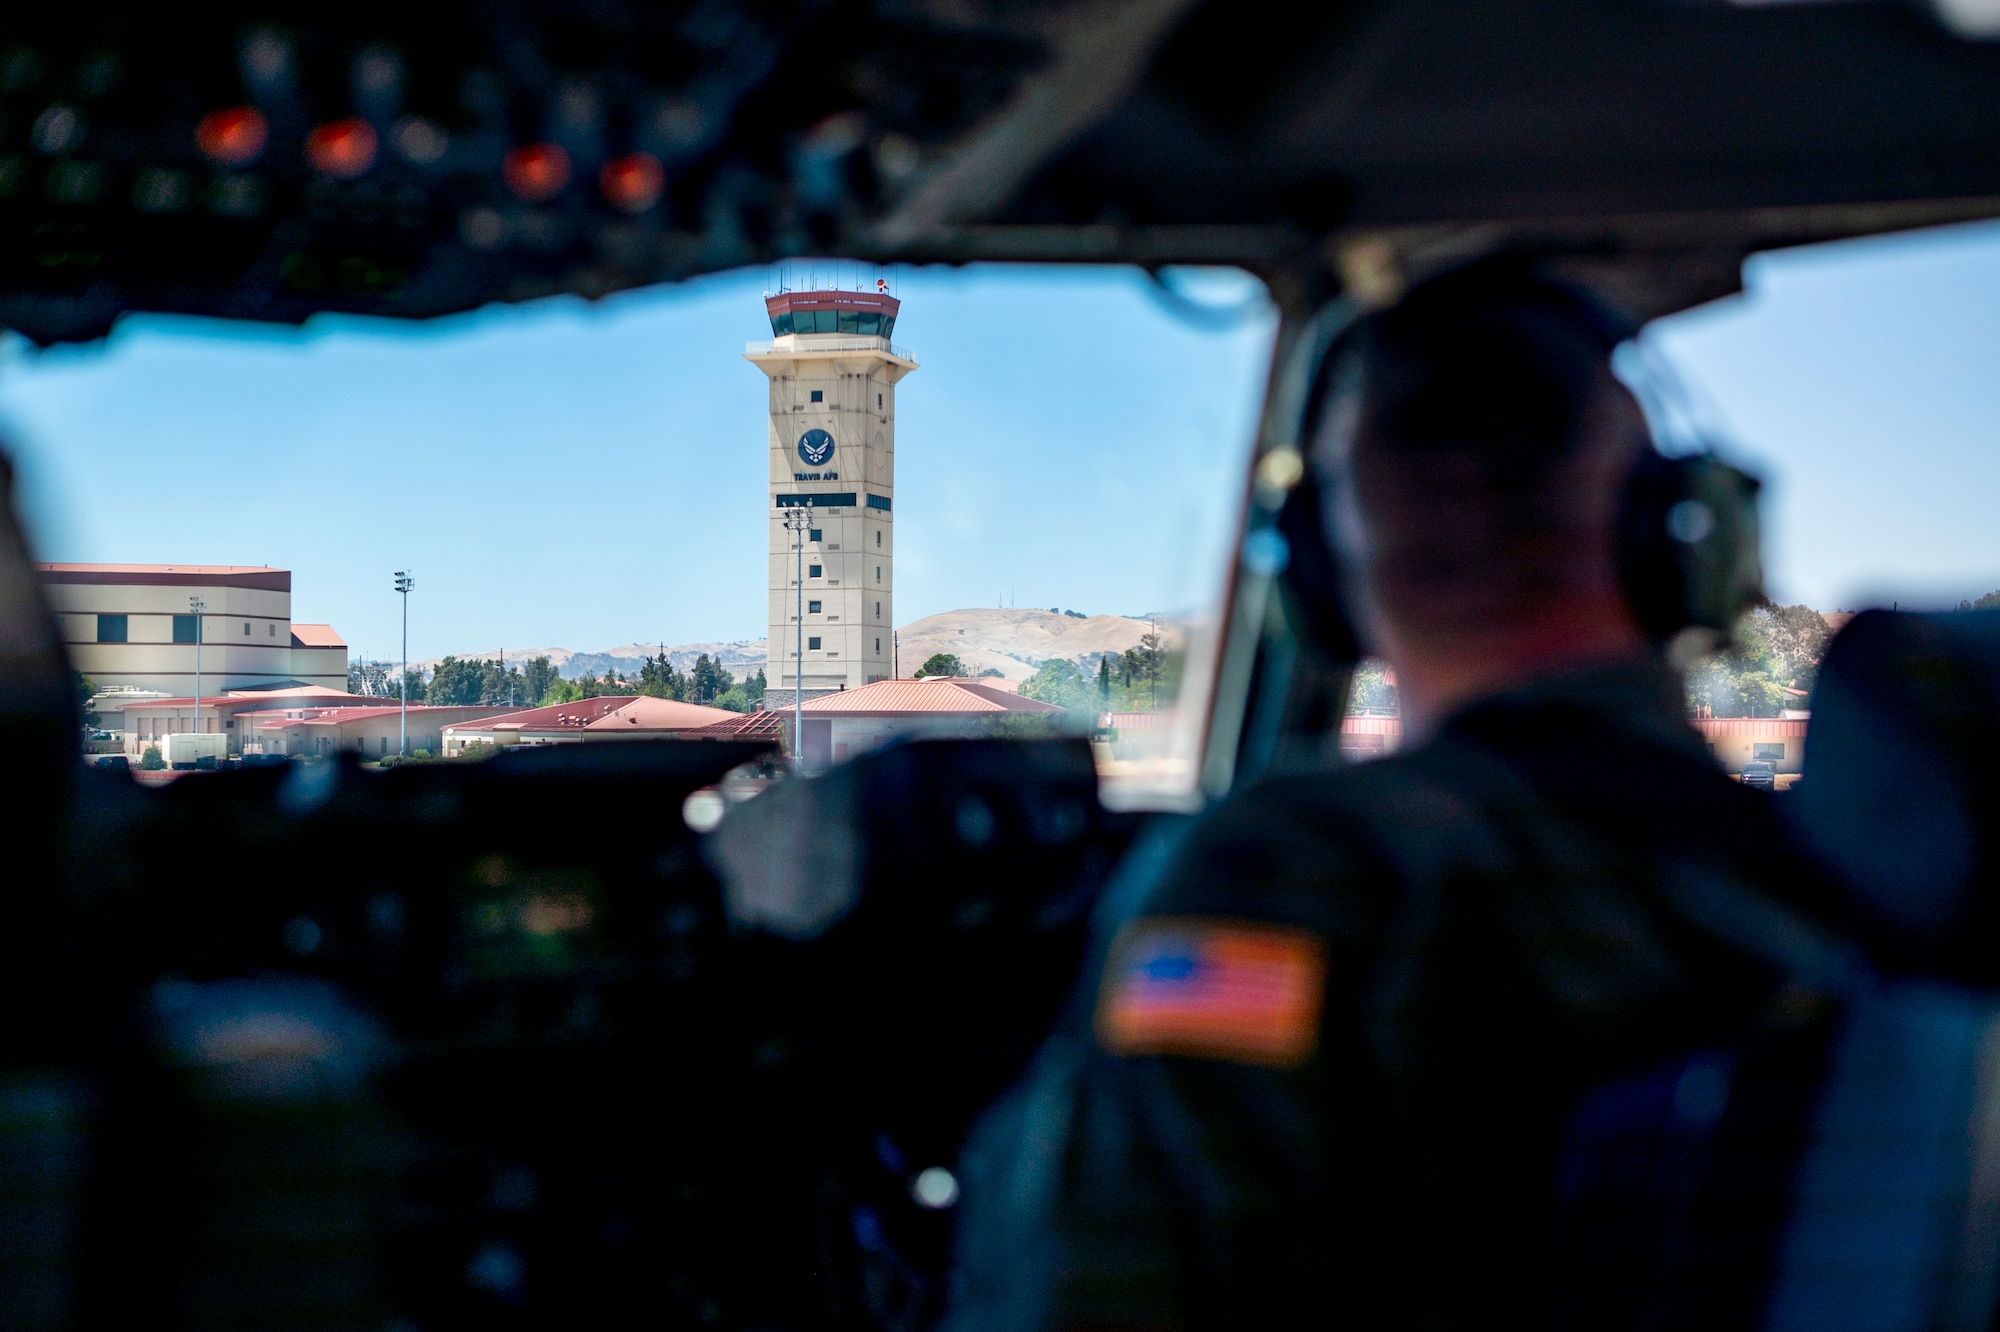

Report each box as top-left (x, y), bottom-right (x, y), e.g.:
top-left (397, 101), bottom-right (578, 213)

top-left (2, 221), bottom-right (1997, 662)
top-left (0, 266), bottom-right (1275, 662)
top-left (1645, 218), bottom-right (2000, 613)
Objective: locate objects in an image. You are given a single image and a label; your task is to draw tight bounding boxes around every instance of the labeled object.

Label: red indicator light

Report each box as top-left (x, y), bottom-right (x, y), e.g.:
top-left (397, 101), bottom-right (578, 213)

top-left (306, 118), bottom-right (378, 179)
top-left (196, 106), bottom-right (269, 166)
top-left (503, 143), bottom-right (571, 202)
top-left (600, 152), bottom-right (664, 213)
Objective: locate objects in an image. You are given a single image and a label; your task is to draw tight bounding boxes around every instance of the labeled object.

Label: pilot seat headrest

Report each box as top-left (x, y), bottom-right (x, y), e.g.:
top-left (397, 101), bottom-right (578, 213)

top-left (1788, 608), bottom-right (2000, 983)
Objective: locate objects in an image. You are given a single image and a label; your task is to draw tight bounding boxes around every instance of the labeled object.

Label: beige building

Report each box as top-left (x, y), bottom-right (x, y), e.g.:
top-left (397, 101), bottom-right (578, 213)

top-left (1694, 716), bottom-right (1807, 775)
top-left (40, 564), bottom-right (348, 694)
top-left (745, 287), bottom-right (915, 695)
top-left (120, 687), bottom-right (401, 758)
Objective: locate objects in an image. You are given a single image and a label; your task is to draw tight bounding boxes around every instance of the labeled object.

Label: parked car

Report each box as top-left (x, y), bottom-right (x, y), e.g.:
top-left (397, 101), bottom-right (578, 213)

top-left (94, 754), bottom-right (129, 772)
top-left (1740, 760), bottom-right (1776, 791)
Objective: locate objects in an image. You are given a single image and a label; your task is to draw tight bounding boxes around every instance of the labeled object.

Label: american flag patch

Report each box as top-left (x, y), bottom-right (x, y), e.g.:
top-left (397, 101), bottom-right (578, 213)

top-left (1095, 918), bottom-right (1327, 1067)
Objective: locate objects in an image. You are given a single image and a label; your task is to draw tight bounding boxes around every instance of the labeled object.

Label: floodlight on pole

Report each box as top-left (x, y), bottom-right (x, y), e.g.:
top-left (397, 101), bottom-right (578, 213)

top-left (394, 571), bottom-right (414, 756)
top-left (189, 595), bottom-right (205, 750)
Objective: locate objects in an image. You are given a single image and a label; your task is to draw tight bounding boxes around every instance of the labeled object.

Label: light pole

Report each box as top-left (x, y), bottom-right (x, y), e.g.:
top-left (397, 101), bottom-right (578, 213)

top-left (781, 505), bottom-right (813, 771)
top-left (188, 595), bottom-right (205, 748)
top-left (394, 571), bottom-right (414, 756)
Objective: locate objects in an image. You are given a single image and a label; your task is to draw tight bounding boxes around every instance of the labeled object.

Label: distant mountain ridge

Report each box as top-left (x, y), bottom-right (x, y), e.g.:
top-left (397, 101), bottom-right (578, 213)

top-left (892, 608), bottom-right (1179, 681)
top-left (405, 641), bottom-right (767, 682)
top-left (402, 610), bottom-right (1180, 684)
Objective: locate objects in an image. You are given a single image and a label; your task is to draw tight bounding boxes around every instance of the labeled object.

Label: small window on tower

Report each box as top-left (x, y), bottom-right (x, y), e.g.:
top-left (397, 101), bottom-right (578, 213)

top-left (268, 623), bottom-right (276, 637)
top-left (809, 637), bottom-right (823, 650)
top-left (810, 390), bottom-right (824, 402)
top-left (808, 600), bottom-right (823, 613)
top-left (875, 602), bottom-right (880, 617)
top-left (876, 638), bottom-right (881, 653)
top-left (875, 567), bottom-right (882, 584)
top-left (875, 530), bottom-right (881, 547)
top-left (809, 528), bottom-right (822, 542)
top-left (810, 564), bottom-right (823, 578)
top-left (243, 622), bottom-right (251, 635)
top-left (877, 393), bottom-right (883, 408)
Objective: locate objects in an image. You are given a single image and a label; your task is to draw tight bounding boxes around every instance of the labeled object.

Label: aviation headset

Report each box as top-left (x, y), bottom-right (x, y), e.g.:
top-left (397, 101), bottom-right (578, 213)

top-left (1290, 255), bottom-right (1764, 659)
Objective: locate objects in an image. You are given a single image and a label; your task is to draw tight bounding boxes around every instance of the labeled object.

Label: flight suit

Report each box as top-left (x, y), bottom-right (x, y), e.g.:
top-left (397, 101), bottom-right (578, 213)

top-left (945, 661), bottom-right (1858, 1332)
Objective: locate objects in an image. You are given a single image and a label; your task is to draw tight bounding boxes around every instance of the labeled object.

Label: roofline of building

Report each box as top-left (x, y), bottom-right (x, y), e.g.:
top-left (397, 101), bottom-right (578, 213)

top-left (36, 564), bottom-right (292, 592)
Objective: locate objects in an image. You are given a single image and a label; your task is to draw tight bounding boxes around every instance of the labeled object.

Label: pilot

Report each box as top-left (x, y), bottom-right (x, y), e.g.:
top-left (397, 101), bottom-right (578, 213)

top-left (943, 259), bottom-right (1858, 1330)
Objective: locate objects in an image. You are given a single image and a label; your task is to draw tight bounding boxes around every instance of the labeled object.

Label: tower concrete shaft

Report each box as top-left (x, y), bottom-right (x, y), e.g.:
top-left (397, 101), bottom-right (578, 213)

top-left (745, 288), bottom-right (915, 694)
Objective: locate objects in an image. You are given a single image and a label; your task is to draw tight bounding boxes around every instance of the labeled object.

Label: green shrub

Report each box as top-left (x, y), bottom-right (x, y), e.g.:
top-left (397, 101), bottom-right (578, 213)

top-left (138, 745), bottom-right (165, 771)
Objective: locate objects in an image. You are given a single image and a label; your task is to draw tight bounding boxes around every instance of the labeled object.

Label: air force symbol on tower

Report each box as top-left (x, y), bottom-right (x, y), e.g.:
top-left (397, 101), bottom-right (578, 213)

top-left (797, 429), bottom-right (836, 467)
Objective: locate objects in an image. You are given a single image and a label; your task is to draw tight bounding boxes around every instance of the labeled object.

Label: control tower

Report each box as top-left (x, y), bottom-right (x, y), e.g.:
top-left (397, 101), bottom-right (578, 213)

top-left (745, 285), bottom-right (916, 694)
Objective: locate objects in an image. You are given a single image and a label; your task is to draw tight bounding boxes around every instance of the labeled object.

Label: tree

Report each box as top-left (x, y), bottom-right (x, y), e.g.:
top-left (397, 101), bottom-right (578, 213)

top-left (1117, 629), bottom-right (1174, 711)
top-left (73, 670), bottom-right (97, 713)
top-left (399, 668), bottom-right (428, 704)
top-left (981, 712), bottom-right (1066, 739)
top-left (638, 648), bottom-right (686, 701)
top-left (744, 667), bottom-right (767, 705)
top-left (1020, 659), bottom-right (1097, 712)
top-left (689, 653), bottom-right (731, 704)
top-left (1749, 602), bottom-right (1832, 695)
top-left (1347, 660), bottom-right (1398, 714)
top-left (138, 745), bottom-right (165, 771)
top-left (521, 656), bottom-right (560, 708)
top-left (1686, 619), bottom-right (1790, 718)
top-left (1098, 657), bottom-right (1112, 705)
top-left (477, 659), bottom-right (525, 706)
top-left (714, 684), bottom-right (752, 713)
top-left (1959, 591), bottom-right (2000, 611)
top-left (454, 740), bottom-right (500, 762)
top-left (540, 677), bottom-right (584, 706)
top-left (914, 653), bottom-right (965, 679)
top-left (426, 656), bottom-right (488, 706)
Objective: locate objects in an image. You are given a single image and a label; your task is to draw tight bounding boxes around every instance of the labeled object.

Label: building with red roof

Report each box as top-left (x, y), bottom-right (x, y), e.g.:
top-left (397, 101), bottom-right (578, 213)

top-left (439, 695), bottom-right (741, 755)
top-left (119, 685), bottom-right (447, 759)
top-left (794, 676), bottom-right (1066, 766)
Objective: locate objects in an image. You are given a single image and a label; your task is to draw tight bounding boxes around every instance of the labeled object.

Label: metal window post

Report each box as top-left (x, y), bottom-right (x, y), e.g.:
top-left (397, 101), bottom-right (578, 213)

top-left (189, 595), bottom-right (205, 748)
top-left (394, 571), bottom-right (414, 755)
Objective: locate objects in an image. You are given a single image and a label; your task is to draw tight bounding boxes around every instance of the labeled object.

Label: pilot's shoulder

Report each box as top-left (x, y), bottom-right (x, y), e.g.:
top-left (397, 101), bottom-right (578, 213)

top-left (1128, 756), bottom-right (1459, 925)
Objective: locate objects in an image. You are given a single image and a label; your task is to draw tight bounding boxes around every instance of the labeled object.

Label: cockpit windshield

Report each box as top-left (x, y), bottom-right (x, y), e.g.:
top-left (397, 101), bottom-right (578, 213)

top-left (8, 262), bottom-right (1274, 799)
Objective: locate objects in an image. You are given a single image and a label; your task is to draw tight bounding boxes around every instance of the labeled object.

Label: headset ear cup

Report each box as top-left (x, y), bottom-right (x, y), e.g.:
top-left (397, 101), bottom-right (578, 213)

top-left (1618, 452), bottom-right (1765, 642)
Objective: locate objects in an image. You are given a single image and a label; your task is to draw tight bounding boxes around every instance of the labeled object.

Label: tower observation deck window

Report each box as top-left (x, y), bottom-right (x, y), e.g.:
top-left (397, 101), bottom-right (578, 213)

top-left (764, 290), bottom-right (900, 340)
top-left (770, 309), bottom-right (896, 337)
